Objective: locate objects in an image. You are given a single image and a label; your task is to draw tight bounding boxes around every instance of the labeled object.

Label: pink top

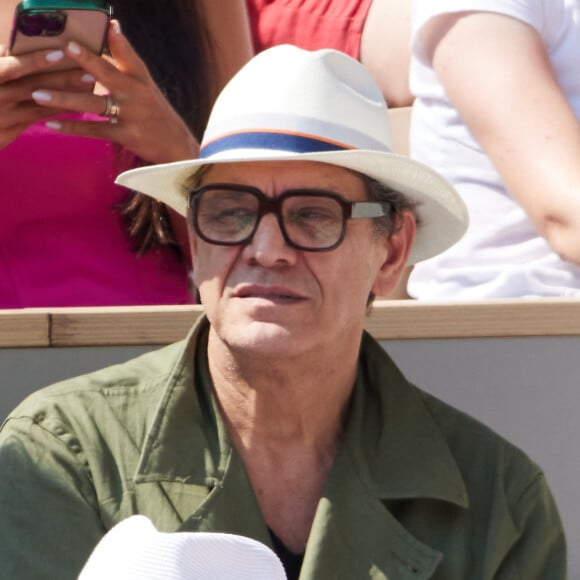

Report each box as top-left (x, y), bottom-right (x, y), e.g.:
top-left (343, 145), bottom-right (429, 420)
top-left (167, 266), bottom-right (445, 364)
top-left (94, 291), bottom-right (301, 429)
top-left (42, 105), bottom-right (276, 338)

top-left (0, 116), bottom-right (192, 307)
top-left (246, 0), bottom-right (373, 59)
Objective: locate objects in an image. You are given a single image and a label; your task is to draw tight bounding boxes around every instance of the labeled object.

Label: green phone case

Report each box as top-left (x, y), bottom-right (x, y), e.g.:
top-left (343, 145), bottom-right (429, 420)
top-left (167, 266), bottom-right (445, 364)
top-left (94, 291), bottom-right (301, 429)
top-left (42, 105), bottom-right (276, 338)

top-left (16, 0), bottom-right (111, 15)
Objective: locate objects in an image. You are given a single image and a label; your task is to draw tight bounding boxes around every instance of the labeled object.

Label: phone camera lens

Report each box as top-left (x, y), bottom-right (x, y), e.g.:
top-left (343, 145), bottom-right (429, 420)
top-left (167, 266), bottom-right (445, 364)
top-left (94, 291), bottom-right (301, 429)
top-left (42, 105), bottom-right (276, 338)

top-left (44, 14), bottom-right (66, 36)
top-left (17, 11), bottom-right (66, 37)
top-left (17, 14), bottom-right (45, 36)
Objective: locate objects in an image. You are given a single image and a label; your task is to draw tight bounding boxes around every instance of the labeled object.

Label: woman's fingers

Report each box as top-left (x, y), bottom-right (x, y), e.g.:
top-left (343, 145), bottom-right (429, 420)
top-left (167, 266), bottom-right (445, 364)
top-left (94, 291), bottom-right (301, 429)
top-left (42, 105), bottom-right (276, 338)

top-left (104, 20), bottom-right (150, 78)
top-left (34, 21), bottom-right (150, 120)
top-left (31, 86), bottom-right (108, 117)
top-left (61, 21), bottom-right (149, 90)
top-left (0, 49), bottom-right (69, 83)
top-left (0, 56), bottom-right (83, 148)
top-left (1, 68), bottom-right (94, 105)
top-left (0, 102), bottom-right (63, 148)
top-left (0, 35), bottom-right (108, 148)
top-left (42, 116), bottom-right (120, 142)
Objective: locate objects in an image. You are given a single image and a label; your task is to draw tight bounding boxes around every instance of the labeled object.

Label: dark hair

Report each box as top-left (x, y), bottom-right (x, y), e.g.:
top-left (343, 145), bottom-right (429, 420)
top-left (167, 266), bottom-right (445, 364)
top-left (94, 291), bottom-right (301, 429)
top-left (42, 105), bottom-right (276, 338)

top-left (111, 0), bottom-right (215, 256)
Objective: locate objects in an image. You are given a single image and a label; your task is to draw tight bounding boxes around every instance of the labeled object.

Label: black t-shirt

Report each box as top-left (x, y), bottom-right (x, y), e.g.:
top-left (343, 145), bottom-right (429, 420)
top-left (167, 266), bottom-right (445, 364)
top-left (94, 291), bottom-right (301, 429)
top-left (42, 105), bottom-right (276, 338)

top-left (269, 529), bottom-right (304, 580)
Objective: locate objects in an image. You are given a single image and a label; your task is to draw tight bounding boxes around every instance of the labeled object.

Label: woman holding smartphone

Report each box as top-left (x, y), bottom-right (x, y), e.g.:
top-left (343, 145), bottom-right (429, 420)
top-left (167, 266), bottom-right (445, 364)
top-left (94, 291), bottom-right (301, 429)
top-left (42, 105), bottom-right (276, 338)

top-left (0, 0), bottom-right (253, 307)
top-left (407, 0), bottom-right (580, 299)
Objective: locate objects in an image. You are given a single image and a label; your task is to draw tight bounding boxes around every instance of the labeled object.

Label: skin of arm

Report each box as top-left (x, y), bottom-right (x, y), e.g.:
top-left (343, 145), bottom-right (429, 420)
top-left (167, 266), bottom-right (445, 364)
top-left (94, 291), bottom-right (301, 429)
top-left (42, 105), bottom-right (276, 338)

top-left (361, 0), bottom-right (413, 108)
top-left (199, 0), bottom-right (254, 100)
top-left (421, 11), bottom-right (580, 265)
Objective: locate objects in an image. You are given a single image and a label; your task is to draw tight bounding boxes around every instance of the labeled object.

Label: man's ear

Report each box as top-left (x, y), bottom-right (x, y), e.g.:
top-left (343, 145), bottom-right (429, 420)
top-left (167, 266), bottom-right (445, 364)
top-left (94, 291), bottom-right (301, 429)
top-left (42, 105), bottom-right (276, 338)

top-left (371, 211), bottom-right (416, 298)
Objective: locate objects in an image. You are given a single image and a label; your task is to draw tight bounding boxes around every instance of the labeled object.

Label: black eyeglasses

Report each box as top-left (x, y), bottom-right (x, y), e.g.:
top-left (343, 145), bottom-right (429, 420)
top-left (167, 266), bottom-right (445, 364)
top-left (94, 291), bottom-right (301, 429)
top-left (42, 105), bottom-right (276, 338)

top-left (188, 183), bottom-right (389, 252)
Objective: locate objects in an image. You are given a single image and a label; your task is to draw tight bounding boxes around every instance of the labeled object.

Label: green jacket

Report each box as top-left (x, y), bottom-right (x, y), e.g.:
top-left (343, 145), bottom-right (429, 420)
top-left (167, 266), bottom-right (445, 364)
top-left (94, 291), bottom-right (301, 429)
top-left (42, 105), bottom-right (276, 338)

top-left (0, 316), bottom-right (566, 579)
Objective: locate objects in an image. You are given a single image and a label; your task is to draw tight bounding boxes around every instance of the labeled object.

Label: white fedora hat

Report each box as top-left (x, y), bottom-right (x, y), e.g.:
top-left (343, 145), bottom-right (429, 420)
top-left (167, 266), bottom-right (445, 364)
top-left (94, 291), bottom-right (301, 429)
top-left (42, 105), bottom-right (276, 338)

top-left (116, 44), bottom-right (468, 264)
top-left (77, 516), bottom-right (287, 580)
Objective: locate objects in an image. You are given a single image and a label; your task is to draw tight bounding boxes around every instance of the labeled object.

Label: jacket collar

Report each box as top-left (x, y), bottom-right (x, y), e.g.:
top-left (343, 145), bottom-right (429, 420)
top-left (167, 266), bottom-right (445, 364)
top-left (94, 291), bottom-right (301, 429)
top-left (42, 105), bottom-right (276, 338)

top-left (134, 317), bottom-right (229, 486)
top-left (134, 316), bottom-right (468, 578)
top-left (346, 332), bottom-right (469, 507)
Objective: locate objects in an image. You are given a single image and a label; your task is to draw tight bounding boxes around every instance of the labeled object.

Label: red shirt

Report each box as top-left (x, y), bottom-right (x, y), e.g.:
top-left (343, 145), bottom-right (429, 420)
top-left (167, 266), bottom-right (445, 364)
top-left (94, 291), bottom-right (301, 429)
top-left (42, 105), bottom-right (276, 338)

top-left (246, 0), bottom-right (373, 59)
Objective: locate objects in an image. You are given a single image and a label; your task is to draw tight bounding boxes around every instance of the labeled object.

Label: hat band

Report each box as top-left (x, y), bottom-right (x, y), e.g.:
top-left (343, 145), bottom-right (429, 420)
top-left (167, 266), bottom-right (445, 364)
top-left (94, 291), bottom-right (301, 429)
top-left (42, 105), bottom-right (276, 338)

top-left (200, 130), bottom-right (352, 159)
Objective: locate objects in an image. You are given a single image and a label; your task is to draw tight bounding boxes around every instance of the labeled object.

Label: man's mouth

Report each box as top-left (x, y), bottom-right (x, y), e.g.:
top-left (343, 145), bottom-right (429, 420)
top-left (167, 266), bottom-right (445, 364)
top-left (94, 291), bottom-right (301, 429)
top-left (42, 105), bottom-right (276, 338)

top-left (234, 285), bottom-right (305, 302)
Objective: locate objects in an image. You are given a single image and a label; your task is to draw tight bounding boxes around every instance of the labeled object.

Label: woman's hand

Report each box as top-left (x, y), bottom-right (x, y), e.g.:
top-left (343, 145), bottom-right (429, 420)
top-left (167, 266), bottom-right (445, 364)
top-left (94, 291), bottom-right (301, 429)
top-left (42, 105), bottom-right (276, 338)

top-left (30, 21), bottom-right (200, 164)
top-left (0, 44), bottom-right (93, 149)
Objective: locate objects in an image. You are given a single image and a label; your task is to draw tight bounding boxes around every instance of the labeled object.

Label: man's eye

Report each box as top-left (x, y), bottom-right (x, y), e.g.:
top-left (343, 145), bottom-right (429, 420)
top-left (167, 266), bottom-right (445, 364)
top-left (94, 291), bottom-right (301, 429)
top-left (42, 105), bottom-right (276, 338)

top-left (207, 207), bottom-right (253, 220)
top-left (220, 207), bottom-right (252, 218)
top-left (291, 207), bottom-right (338, 222)
top-left (201, 207), bottom-right (256, 234)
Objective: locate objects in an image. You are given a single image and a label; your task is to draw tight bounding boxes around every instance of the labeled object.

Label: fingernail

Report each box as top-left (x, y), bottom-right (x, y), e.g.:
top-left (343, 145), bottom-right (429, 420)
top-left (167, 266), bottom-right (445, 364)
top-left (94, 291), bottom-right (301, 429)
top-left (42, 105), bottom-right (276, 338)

top-left (112, 20), bottom-right (121, 35)
top-left (46, 120), bottom-right (62, 131)
top-left (32, 90), bottom-right (52, 102)
top-left (81, 73), bottom-right (95, 83)
top-left (67, 41), bottom-right (81, 55)
top-left (46, 50), bottom-right (64, 62)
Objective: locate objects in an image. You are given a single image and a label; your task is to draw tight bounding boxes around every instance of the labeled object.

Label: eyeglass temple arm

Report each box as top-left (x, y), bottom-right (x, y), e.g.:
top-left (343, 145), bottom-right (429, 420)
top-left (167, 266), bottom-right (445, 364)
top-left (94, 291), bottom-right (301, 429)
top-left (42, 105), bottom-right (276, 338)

top-left (350, 201), bottom-right (387, 219)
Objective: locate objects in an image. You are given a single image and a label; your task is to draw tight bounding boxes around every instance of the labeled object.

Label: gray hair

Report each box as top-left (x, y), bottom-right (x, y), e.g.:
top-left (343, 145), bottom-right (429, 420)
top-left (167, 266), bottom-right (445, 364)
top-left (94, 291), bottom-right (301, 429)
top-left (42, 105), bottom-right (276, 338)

top-left (355, 173), bottom-right (419, 308)
top-left (182, 166), bottom-right (210, 199)
top-left (358, 173), bottom-right (421, 236)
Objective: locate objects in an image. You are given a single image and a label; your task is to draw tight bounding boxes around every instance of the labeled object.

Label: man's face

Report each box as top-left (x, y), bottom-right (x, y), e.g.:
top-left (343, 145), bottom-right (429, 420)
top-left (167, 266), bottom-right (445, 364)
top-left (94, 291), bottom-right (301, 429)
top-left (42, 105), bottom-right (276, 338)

top-left (189, 160), bottom-right (401, 359)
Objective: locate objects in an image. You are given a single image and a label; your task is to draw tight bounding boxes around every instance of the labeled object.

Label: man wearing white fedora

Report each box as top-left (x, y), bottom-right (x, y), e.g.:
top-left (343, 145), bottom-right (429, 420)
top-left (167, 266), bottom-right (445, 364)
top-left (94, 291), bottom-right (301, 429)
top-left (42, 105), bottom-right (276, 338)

top-left (0, 45), bottom-right (565, 579)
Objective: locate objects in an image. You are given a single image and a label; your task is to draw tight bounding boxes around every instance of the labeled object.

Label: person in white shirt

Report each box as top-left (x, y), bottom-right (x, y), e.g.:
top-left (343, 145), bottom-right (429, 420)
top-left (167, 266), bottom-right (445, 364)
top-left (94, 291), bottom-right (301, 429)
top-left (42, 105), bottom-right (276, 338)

top-left (408, 0), bottom-right (580, 299)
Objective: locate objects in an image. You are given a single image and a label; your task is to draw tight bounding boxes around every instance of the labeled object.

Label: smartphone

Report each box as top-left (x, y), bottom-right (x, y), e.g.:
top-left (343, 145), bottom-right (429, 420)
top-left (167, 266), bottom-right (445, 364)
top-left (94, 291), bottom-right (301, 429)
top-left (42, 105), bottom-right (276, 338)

top-left (9, 0), bottom-right (112, 68)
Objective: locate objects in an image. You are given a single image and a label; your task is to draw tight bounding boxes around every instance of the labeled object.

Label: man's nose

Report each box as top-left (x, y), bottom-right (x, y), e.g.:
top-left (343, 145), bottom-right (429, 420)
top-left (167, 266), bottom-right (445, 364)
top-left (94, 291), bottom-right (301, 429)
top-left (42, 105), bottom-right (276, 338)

top-left (242, 213), bottom-right (297, 266)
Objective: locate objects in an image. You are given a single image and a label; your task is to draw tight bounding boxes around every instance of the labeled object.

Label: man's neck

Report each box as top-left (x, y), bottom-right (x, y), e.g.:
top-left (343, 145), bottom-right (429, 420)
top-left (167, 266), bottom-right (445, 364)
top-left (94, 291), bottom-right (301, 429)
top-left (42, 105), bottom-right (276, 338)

top-left (206, 329), bottom-right (358, 451)
top-left (206, 329), bottom-right (360, 552)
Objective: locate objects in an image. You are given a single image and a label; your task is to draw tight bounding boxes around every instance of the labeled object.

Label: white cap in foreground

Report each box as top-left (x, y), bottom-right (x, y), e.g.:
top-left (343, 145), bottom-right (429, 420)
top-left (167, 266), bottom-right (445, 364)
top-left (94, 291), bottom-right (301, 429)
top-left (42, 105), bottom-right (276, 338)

top-left (78, 515), bottom-right (287, 580)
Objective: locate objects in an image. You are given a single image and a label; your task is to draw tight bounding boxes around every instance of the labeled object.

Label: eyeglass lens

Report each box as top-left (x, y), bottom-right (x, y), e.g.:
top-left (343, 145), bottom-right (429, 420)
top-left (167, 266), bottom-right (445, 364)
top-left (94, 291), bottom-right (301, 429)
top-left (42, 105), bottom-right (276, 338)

top-left (192, 186), bottom-right (347, 251)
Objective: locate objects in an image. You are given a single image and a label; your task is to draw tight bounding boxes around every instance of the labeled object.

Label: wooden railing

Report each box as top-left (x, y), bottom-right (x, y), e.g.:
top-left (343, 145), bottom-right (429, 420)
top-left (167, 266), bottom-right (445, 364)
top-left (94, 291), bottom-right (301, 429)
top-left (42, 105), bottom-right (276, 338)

top-left (2, 298), bottom-right (580, 348)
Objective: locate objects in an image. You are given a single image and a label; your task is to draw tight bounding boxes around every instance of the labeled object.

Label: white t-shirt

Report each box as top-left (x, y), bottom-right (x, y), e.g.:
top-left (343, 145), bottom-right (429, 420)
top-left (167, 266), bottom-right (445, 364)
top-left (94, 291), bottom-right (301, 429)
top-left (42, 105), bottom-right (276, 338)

top-left (408, 0), bottom-right (580, 299)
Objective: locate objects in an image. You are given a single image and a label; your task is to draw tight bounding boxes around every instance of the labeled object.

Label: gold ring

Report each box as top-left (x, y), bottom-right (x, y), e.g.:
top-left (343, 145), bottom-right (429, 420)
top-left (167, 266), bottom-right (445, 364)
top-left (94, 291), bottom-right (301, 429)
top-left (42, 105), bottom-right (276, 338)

top-left (102, 94), bottom-right (120, 124)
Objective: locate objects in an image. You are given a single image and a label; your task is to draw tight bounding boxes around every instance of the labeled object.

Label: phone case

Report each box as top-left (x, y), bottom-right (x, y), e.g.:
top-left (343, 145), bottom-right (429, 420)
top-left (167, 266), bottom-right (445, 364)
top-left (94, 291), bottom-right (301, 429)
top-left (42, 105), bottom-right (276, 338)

top-left (9, 0), bottom-right (112, 62)
top-left (16, 0), bottom-right (111, 11)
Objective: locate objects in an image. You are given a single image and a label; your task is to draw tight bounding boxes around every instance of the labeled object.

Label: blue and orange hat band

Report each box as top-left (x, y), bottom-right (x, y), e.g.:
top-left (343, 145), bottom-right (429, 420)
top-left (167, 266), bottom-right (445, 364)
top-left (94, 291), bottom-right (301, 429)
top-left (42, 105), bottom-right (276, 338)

top-left (199, 130), bottom-right (355, 159)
